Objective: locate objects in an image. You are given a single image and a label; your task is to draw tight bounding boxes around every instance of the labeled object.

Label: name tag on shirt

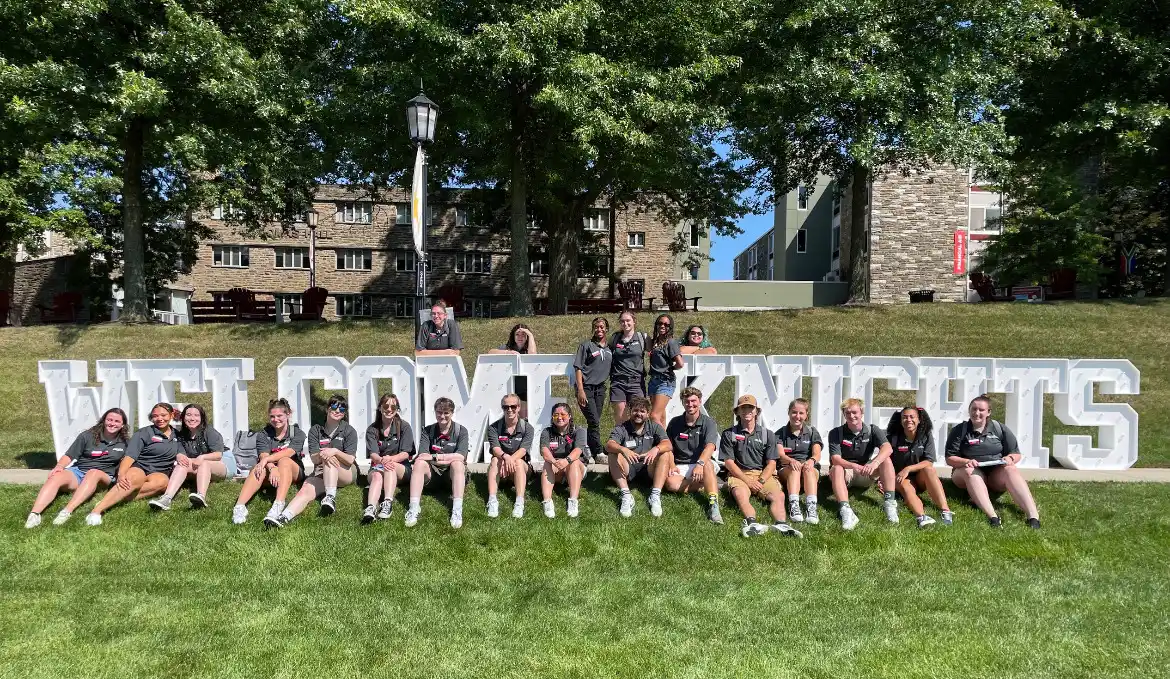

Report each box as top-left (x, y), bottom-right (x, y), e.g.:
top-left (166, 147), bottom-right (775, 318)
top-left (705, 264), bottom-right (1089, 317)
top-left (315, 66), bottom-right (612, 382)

top-left (151, 436), bottom-right (163, 442)
top-left (319, 439), bottom-right (331, 445)
top-left (431, 444), bottom-right (442, 452)
top-left (591, 351), bottom-right (601, 357)
top-left (499, 435), bottom-right (510, 442)
top-left (967, 438), bottom-right (981, 445)
top-left (92, 450), bottom-right (107, 457)
top-left (624, 440), bottom-right (636, 447)
top-left (678, 433), bottom-right (690, 440)
top-left (842, 440), bottom-right (853, 447)
top-left (783, 447), bottom-right (793, 453)
top-left (898, 446), bottom-right (910, 452)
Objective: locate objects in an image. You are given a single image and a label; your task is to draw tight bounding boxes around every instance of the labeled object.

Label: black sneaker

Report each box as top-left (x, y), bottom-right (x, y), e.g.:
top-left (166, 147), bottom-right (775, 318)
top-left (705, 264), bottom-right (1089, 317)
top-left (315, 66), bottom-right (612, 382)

top-left (361, 504), bottom-right (376, 525)
top-left (1026, 517), bottom-right (1041, 530)
top-left (320, 494), bottom-right (337, 516)
top-left (188, 492), bottom-right (208, 510)
top-left (263, 514), bottom-right (288, 529)
top-left (989, 516), bottom-right (1003, 528)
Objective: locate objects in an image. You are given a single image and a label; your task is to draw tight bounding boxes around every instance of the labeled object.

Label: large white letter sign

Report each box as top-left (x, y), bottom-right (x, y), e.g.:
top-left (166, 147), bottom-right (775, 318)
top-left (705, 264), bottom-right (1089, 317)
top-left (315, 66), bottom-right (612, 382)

top-left (37, 355), bottom-right (1142, 470)
top-left (1053, 359), bottom-right (1140, 470)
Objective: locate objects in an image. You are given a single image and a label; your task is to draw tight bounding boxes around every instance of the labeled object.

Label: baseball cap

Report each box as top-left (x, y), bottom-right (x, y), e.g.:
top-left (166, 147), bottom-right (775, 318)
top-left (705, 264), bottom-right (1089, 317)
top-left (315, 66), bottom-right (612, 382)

top-left (735, 395), bottom-right (759, 410)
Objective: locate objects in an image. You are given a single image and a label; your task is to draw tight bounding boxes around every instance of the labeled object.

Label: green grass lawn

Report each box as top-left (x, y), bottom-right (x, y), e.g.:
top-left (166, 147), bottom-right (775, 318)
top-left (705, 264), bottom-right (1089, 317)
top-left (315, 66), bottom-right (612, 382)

top-left (2, 480), bottom-right (1168, 679)
top-left (0, 299), bottom-right (1163, 468)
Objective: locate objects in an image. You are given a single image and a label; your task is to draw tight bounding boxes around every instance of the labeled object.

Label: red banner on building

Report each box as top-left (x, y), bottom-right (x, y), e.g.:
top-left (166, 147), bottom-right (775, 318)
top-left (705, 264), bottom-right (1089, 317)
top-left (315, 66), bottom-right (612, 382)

top-left (953, 230), bottom-right (967, 274)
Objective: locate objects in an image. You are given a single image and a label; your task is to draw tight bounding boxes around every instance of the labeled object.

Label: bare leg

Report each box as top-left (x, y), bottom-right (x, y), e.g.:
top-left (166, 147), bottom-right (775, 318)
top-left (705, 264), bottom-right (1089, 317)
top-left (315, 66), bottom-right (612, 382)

top-left (802, 464), bottom-right (820, 499)
top-left (273, 458), bottom-right (301, 504)
top-left (766, 492), bottom-right (786, 522)
top-left (322, 464), bottom-right (338, 493)
top-left (952, 468), bottom-right (997, 518)
top-left (31, 473), bottom-right (78, 514)
top-left (487, 457), bottom-right (500, 497)
top-left (650, 395), bottom-right (670, 427)
top-left (285, 476), bottom-right (325, 519)
top-left (567, 460), bottom-right (585, 499)
top-left (729, 484), bottom-right (755, 518)
top-left (137, 473), bottom-right (170, 499)
top-left (408, 460), bottom-right (428, 503)
top-left (651, 452), bottom-right (673, 492)
top-left (898, 477), bottom-right (926, 516)
top-left (609, 454), bottom-right (631, 491)
top-left (386, 465), bottom-right (405, 499)
top-left (64, 470), bottom-right (112, 512)
top-left (876, 459), bottom-right (896, 495)
top-left (512, 461), bottom-right (527, 499)
top-left (92, 467), bottom-right (147, 515)
top-left (541, 464), bottom-right (556, 501)
top-left (781, 467), bottom-right (799, 499)
top-left (702, 460), bottom-right (718, 497)
top-left (916, 468), bottom-right (951, 512)
top-left (367, 470), bottom-right (384, 505)
top-left (449, 459), bottom-right (466, 500)
top-left (612, 401), bottom-right (628, 426)
top-left (830, 465), bottom-right (849, 503)
top-left (163, 466), bottom-right (191, 499)
top-left (236, 467), bottom-right (268, 506)
top-left (195, 461), bottom-right (227, 496)
top-left (992, 466), bottom-right (1040, 520)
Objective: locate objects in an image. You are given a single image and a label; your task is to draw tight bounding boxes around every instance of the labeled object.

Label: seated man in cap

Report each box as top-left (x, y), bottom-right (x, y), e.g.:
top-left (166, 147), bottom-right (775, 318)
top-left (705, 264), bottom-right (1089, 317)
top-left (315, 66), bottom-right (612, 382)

top-left (720, 394), bottom-right (802, 538)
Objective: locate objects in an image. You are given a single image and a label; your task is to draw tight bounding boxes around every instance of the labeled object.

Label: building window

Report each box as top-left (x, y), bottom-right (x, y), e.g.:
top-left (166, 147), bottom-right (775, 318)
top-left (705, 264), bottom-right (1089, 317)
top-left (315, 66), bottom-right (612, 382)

top-left (767, 262), bottom-right (774, 279)
top-left (749, 249), bottom-right (756, 266)
top-left (461, 298), bottom-right (490, 318)
top-left (831, 224), bottom-right (841, 261)
top-left (212, 205), bottom-right (243, 221)
top-left (395, 249), bottom-right (417, 272)
top-left (212, 245), bottom-right (249, 268)
top-left (768, 233), bottom-right (774, 254)
top-left (274, 247), bottom-right (309, 269)
top-left (336, 249), bottom-right (372, 271)
top-left (579, 254), bottom-right (610, 277)
top-left (689, 265), bottom-right (699, 280)
top-left (455, 252), bottom-right (492, 274)
top-left (529, 249), bottom-right (548, 275)
top-left (395, 203), bottom-right (410, 225)
top-left (832, 192), bottom-right (841, 216)
top-left (393, 297), bottom-right (415, 319)
top-left (212, 292), bottom-right (231, 304)
top-left (797, 229), bottom-right (808, 254)
top-left (336, 295), bottom-right (372, 317)
top-left (689, 223), bottom-right (700, 248)
top-left (455, 207), bottom-right (470, 227)
top-left (798, 185), bottom-right (809, 210)
top-left (336, 202), bottom-right (372, 224)
top-left (733, 259), bottom-right (739, 279)
top-left (275, 294), bottom-right (303, 315)
top-left (628, 232), bottom-right (646, 248)
top-left (429, 205), bottom-right (443, 225)
top-left (985, 206), bottom-right (1002, 229)
top-left (585, 209), bottom-right (609, 232)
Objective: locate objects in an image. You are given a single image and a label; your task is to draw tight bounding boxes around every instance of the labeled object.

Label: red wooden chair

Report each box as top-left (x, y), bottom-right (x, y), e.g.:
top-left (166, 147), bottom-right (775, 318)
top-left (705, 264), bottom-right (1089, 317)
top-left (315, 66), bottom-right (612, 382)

top-left (290, 287), bottom-right (328, 321)
top-left (227, 288), bottom-right (271, 321)
top-left (617, 279), bottom-right (655, 311)
top-left (435, 283), bottom-right (464, 313)
top-left (1047, 268), bottom-right (1077, 300)
top-left (38, 292), bottom-right (83, 324)
top-left (661, 281), bottom-right (701, 312)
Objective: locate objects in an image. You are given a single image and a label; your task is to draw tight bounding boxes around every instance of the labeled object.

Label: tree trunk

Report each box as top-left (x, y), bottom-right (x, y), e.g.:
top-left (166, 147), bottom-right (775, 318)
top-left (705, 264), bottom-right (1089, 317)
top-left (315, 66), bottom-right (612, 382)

top-left (547, 208), bottom-right (580, 315)
top-left (847, 161), bottom-right (871, 304)
top-left (508, 83), bottom-right (533, 316)
top-left (120, 116), bottom-right (150, 322)
top-left (0, 227), bottom-right (15, 326)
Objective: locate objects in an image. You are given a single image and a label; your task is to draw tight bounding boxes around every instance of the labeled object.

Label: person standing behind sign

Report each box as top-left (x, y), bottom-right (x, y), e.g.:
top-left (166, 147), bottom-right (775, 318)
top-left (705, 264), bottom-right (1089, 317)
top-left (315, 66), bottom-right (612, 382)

top-left (362, 393), bottom-right (415, 523)
top-left (489, 323), bottom-right (537, 417)
top-left (25, 408), bottom-right (130, 528)
top-left (231, 398), bottom-right (307, 526)
top-left (405, 397), bottom-right (469, 529)
top-left (85, 403), bottom-right (183, 526)
top-left (827, 398), bottom-right (899, 530)
top-left (575, 317), bottom-right (612, 464)
top-left (415, 302), bottom-right (463, 356)
top-left (679, 325), bottom-right (717, 355)
top-left (648, 314), bottom-right (684, 427)
top-left (538, 403), bottom-right (589, 519)
top-left (609, 310), bottom-right (648, 426)
top-left (886, 406), bottom-right (953, 528)
top-left (946, 395), bottom-right (1041, 529)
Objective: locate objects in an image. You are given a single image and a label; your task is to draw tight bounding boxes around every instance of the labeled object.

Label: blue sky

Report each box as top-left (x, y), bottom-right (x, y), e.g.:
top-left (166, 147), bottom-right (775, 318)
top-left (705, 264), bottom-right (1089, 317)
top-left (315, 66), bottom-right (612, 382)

top-left (710, 209), bottom-right (772, 279)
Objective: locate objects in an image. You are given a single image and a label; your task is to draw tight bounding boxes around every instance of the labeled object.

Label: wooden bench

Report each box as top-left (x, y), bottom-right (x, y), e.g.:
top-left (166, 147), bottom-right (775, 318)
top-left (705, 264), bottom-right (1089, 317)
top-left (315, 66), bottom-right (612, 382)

top-left (535, 297), bottom-right (626, 315)
top-left (190, 300), bottom-right (241, 324)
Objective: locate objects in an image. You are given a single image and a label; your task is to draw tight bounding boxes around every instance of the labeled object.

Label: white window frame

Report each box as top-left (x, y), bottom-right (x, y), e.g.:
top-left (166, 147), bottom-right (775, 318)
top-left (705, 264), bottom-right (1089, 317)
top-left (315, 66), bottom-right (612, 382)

top-left (395, 203), bottom-right (410, 225)
top-left (275, 294), bottom-right (303, 315)
top-left (797, 228), bottom-right (808, 254)
top-left (212, 245), bottom-right (249, 268)
top-left (455, 252), bottom-right (492, 275)
top-left (337, 201), bottom-right (372, 224)
top-left (212, 205), bottom-right (244, 221)
top-left (395, 249), bottom-right (417, 272)
top-left (429, 205), bottom-right (442, 225)
top-left (798, 185), bottom-right (809, 210)
top-left (274, 247), bottom-right (310, 269)
top-left (529, 250), bottom-right (548, 276)
top-left (336, 294), bottom-right (373, 317)
top-left (628, 232), bottom-right (646, 248)
top-left (585, 209), bottom-right (609, 233)
top-left (336, 248), bottom-right (372, 271)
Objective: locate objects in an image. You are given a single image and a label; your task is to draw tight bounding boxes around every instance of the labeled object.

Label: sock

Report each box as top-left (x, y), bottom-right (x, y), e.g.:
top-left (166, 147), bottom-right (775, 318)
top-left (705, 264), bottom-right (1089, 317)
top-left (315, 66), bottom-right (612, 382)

top-left (325, 486), bottom-right (337, 496)
top-left (707, 493), bottom-right (718, 506)
top-left (840, 501), bottom-right (851, 510)
top-left (409, 496), bottom-right (421, 511)
top-left (234, 504), bottom-right (245, 511)
top-left (883, 491), bottom-right (895, 502)
top-left (453, 498), bottom-right (463, 511)
top-left (745, 514), bottom-right (757, 523)
top-left (161, 494), bottom-right (173, 501)
top-left (805, 495), bottom-right (817, 505)
top-left (488, 493), bottom-right (497, 502)
top-left (620, 488), bottom-right (631, 497)
top-left (650, 488), bottom-right (662, 498)
top-left (29, 512), bottom-right (40, 518)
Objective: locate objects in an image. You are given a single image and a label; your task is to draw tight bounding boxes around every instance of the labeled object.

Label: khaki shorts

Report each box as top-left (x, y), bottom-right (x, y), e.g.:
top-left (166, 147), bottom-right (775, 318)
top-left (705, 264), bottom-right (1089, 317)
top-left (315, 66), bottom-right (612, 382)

top-left (841, 467), bottom-right (879, 488)
top-left (726, 470), bottom-right (783, 499)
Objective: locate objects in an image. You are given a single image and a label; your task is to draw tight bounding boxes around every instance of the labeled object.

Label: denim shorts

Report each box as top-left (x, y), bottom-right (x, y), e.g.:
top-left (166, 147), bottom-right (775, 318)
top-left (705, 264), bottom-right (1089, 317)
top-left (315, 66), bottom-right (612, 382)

top-left (648, 376), bottom-right (676, 397)
top-left (221, 451), bottom-right (238, 479)
top-left (69, 467), bottom-right (114, 485)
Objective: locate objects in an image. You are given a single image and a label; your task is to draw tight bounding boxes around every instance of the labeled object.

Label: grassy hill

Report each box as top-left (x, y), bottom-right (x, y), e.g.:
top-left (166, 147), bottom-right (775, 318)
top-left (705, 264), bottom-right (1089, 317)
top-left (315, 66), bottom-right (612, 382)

top-left (0, 299), bottom-right (1164, 468)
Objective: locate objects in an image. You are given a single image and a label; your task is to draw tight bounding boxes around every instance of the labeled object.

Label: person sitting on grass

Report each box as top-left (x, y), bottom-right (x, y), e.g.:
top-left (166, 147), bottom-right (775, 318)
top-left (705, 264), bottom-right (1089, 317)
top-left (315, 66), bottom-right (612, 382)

top-left (405, 397), bottom-right (469, 529)
top-left (26, 408), bottom-right (129, 528)
top-left (946, 395), bottom-right (1041, 529)
top-left (654, 386), bottom-right (722, 524)
top-left (827, 398), bottom-right (899, 531)
top-left (231, 398), bottom-right (307, 525)
top-left (486, 393), bottom-right (534, 519)
top-left (886, 406), bottom-right (953, 528)
top-left (85, 403), bottom-right (182, 526)
top-left (776, 398), bottom-right (824, 525)
top-left (575, 316), bottom-right (612, 465)
top-left (267, 394), bottom-right (359, 528)
top-left (720, 395), bottom-right (801, 538)
top-left (489, 323), bottom-right (537, 418)
top-left (679, 325), bottom-right (717, 354)
top-left (415, 302), bottom-right (463, 356)
top-left (605, 396), bottom-right (669, 518)
top-left (539, 403), bottom-right (589, 519)
top-left (149, 404), bottom-right (234, 512)
top-left (362, 393), bottom-right (414, 523)
top-left (647, 314), bottom-right (684, 427)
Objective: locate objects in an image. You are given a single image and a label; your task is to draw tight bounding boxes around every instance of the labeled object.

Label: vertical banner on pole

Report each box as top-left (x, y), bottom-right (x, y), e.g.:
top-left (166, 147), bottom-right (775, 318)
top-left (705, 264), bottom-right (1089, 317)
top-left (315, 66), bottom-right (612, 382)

top-left (953, 230), bottom-right (967, 275)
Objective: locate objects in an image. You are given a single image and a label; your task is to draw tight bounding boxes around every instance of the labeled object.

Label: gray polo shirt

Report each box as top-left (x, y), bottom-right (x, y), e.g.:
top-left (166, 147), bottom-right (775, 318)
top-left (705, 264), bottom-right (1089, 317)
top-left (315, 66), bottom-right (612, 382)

top-left (488, 417), bottom-right (534, 458)
top-left (945, 420), bottom-right (1018, 463)
top-left (719, 423), bottom-right (779, 471)
top-left (419, 422), bottom-right (469, 459)
top-left (574, 339), bottom-right (613, 387)
top-left (888, 431), bottom-right (936, 470)
top-left (827, 424), bottom-right (887, 464)
top-left (666, 413), bottom-right (719, 465)
top-left (125, 425), bottom-right (182, 475)
top-left (540, 425), bottom-right (588, 460)
top-left (365, 421), bottom-right (416, 457)
top-left (415, 319), bottom-right (463, 351)
top-left (256, 424), bottom-right (308, 465)
top-left (179, 426), bottom-right (227, 458)
top-left (606, 420), bottom-right (668, 455)
top-left (776, 424), bottom-right (824, 462)
top-left (65, 430), bottom-right (127, 474)
top-left (648, 339), bottom-right (682, 381)
top-left (308, 421), bottom-right (359, 456)
top-left (609, 331), bottom-right (648, 382)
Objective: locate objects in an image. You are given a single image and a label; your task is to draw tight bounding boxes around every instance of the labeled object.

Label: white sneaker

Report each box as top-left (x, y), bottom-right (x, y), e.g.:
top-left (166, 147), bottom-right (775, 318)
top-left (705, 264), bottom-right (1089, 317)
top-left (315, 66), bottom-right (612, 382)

top-left (188, 492), bottom-right (208, 509)
top-left (265, 501), bottom-right (285, 522)
top-left (486, 496), bottom-right (500, 518)
top-left (450, 505), bottom-right (463, 529)
top-left (512, 499), bottom-right (525, 518)
top-left (788, 500), bottom-right (804, 523)
top-left (85, 512), bottom-right (102, 527)
top-left (53, 509), bottom-right (72, 525)
top-left (741, 518), bottom-right (768, 537)
top-left (567, 498), bottom-right (579, 518)
top-left (232, 505), bottom-right (248, 525)
top-left (840, 506), bottom-right (860, 531)
top-left (941, 510), bottom-right (954, 526)
top-left (404, 507), bottom-right (420, 527)
top-left (648, 492), bottom-right (663, 517)
top-left (771, 521), bottom-right (805, 538)
top-left (25, 512), bottom-right (41, 529)
top-left (916, 514), bottom-right (937, 529)
top-left (542, 500), bottom-right (556, 518)
top-left (804, 501), bottom-right (820, 525)
top-left (884, 499), bottom-right (900, 523)
top-left (619, 492), bottom-right (635, 518)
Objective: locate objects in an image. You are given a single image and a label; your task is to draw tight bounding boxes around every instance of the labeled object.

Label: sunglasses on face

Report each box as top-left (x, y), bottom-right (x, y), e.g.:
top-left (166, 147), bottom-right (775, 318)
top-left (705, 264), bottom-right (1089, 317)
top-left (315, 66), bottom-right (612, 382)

top-left (688, 331), bottom-right (703, 336)
top-left (380, 406), bottom-right (398, 413)
top-left (502, 404), bottom-right (520, 411)
top-left (552, 412), bottom-right (569, 418)
top-left (657, 322), bottom-right (671, 327)
top-left (329, 404), bottom-right (347, 413)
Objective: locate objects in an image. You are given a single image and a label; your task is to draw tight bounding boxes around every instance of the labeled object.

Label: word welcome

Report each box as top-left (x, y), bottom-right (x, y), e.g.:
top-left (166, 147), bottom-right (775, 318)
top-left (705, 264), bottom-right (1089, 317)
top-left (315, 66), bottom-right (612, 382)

top-left (39, 355), bottom-right (1140, 470)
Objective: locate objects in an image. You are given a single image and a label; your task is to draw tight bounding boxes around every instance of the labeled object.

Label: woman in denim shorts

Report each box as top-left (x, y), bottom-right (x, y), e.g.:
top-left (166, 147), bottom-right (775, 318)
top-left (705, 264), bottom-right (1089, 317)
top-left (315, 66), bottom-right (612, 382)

top-left (648, 314), bottom-right (684, 426)
top-left (25, 408), bottom-right (130, 528)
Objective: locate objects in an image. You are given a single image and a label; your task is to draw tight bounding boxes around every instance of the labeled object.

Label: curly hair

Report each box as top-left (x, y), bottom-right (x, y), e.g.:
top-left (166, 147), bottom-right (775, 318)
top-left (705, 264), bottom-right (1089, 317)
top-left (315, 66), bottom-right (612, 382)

top-left (886, 406), bottom-right (934, 442)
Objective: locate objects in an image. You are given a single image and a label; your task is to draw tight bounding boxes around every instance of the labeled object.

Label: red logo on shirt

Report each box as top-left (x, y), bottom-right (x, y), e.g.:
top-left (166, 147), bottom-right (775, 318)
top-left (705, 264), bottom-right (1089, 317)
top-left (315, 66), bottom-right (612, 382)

top-left (898, 446), bottom-right (909, 452)
top-left (150, 436), bottom-right (163, 442)
top-left (841, 440), bottom-right (853, 447)
top-left (678, 433), bottom-right (690, 440)
top-left (430, 444), bottom-right (441, 452)
top-left (967, 439), bottom-right (981, 445)
top-left (734, 434), bottom-right (745, 441)
top-left (92, 450), bottom-right (108, 457)
top-left (499, 435), bottom-right (510, 441)
top-left (549, 442), bottom-right (560, 450)
top-left (319, 439), bottom-right (330, 445)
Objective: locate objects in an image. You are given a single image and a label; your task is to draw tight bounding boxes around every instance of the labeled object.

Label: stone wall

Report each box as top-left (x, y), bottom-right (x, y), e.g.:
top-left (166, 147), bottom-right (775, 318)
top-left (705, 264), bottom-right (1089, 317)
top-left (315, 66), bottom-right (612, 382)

top-left (12, 255), bottom-right (89, 325)
top-left (613, 204), bottom-right (681, 300)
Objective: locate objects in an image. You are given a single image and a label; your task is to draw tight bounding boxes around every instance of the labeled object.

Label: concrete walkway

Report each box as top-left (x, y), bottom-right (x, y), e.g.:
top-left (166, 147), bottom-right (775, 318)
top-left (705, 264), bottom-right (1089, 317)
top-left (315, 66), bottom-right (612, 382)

top-left (3, 465), bottom-right (1170, 485)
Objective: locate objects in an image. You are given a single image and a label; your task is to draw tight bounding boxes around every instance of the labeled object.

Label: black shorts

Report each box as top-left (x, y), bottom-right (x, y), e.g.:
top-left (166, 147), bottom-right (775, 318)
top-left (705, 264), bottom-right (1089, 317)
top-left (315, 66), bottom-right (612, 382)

top-left (131, 461), bottom-right (173, 477)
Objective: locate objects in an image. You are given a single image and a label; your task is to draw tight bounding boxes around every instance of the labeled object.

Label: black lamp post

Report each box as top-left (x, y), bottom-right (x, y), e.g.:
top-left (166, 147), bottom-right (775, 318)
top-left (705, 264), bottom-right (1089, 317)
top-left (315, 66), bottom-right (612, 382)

top-left (307, 209), bottom-right (319, 289)
top-left (407, 89), bottom-right (439, 339)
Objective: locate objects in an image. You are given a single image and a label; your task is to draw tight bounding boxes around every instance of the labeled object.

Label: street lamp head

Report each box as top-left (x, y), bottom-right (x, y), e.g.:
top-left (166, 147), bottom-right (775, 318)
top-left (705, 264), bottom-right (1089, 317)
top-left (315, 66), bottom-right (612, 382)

top-left (407, 88), bottom-right (439, 144)
top-left (307, 209), bottom-right (319, 228)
